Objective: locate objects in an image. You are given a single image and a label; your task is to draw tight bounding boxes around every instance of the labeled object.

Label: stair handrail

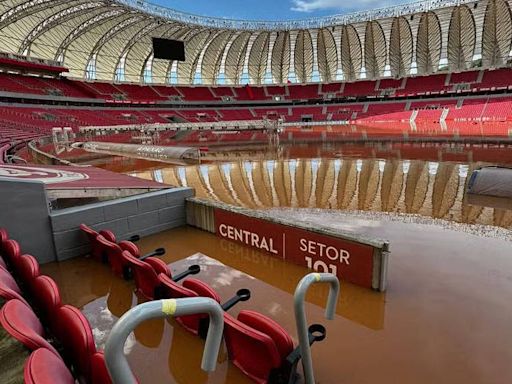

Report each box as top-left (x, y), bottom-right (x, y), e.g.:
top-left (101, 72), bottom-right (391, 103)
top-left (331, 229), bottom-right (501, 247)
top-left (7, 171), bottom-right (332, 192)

top-left (104, 297), bottom-right (224, 384)
top-left (294, 273), bottom-right (340, 384)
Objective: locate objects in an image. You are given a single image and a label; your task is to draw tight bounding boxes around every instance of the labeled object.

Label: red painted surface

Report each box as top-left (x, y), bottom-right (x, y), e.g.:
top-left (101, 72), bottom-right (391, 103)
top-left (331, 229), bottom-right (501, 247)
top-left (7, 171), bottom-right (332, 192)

top-left (214, 208), bottom-right (375, 288)
top-left (0, 164), bottom-right (167, 190)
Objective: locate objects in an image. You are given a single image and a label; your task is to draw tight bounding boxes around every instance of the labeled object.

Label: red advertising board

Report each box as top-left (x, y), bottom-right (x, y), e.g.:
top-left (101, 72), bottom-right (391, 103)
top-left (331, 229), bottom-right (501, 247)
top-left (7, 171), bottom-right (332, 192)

top-left (214, 208), bottom-right (375, 289)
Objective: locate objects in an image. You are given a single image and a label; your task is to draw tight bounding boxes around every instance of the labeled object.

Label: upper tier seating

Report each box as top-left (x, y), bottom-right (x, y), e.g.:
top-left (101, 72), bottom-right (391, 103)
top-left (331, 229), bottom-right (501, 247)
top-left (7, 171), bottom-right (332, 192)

top-left (288, 84), bottom-right (320, 100)
top-left (479, 68), bottom-right (512, 89)
top-left (0, 68), bottom-right (509, 103)
top-left (402, 74), bottom-right (447, 95)
top-left (449, 71), bottom-right (480, 85)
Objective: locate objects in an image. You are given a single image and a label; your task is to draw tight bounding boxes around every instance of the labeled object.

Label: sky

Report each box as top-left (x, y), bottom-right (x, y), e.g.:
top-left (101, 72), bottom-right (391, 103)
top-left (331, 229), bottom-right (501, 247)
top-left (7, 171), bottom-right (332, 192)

top-left (150, 0), bottom-right (410, 21)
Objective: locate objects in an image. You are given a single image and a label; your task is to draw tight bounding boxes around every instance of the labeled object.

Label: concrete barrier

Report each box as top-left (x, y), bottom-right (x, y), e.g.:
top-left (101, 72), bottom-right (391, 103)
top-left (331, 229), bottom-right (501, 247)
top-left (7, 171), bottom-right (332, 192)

top-left (51, 187), bottom-right (194, 261)
top-left (186, 198), bottom-right (390, 291)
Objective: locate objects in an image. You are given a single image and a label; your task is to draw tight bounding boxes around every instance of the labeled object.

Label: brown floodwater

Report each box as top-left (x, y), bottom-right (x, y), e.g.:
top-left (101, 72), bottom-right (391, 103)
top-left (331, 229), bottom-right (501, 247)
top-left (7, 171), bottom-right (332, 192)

top-left (41, 222), bottom-right (512, 384)
top-left (38, 138), bottom-right (512, 383)
top-left (125, 142), bottom-right (512, 229)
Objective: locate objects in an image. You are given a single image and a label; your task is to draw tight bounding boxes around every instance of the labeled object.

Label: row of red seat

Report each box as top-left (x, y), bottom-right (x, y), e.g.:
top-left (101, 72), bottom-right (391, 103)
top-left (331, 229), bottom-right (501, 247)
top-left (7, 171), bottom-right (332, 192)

top-left (0, 228), bottom-right (111, 383)
top-left (0, 68), bottom-right (511, 102)
top-left (80, 224), bottom-right (324, 384)
top-left (0, 95), bottom-right (510, 135)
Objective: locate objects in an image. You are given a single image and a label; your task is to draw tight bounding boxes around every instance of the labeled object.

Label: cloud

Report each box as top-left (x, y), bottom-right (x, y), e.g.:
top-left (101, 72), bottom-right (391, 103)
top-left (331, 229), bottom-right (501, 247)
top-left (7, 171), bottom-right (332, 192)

top-left (290, 0), bottom-right (401, 12)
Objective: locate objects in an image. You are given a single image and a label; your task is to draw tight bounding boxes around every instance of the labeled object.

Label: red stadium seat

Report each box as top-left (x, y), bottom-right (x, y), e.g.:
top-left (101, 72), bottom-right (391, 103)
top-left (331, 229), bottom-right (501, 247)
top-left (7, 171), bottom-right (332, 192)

top-left (16, 254), bottom-right (40, 291)
top-left (0, 267), bottom-right (28, 305)
top-left (30, 275), bottom-right (62, 335)
top-left (158, 274), bottom-right (221, 335)
top-left (2, 239), bottom-right (21, 271)
top-left (223, 310), bottom-right (294, 384)
top-left (0, 299), bottom-right (59, 356)
top-left (121, 250), bottom-right (170, 300)
top-left (90, 352), bottom-right (113, 384)
top-left (0, 227), bottom-right (8, 259)
top-left (24, 348), bottom-right (75, 384)
top-left (95, 235), bottom-right (136, 279)
top-left (80, 223), bottom-right (116, 262)
top-left (0, 256), bottom-right (6, 270)
top-left (0, 227), bottom-right (8, 243)
top-left (56, 304), bottom-right (97, 382)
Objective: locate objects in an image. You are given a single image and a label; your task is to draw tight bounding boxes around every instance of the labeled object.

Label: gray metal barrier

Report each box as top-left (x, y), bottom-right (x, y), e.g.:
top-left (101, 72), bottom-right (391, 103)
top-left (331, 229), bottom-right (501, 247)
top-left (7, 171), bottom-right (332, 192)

top-left (104, 298), bottom-right (224, 384)
top-left (294, 273), bottom-right (340, 384)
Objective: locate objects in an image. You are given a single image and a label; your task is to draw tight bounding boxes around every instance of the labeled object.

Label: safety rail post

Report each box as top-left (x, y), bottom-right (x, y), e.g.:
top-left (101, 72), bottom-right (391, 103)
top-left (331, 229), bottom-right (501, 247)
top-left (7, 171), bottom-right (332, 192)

top-left (294, 273), bottom-right (340, 384)
top-left (104, 298), bottom-right (224, 384)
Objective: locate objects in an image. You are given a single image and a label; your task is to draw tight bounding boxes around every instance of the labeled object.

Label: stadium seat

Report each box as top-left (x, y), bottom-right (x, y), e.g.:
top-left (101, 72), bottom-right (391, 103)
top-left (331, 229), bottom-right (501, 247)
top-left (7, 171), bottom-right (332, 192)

top-left (55, 305), bottom-right (113, 384)
top-left (30, 275), bottom-right (62, 336)
top-left (95, 235), bottom-right (139, 279)
top-left (0, 267), bottom-right (28, 305)
top-left (0, 227), bottom-right (8, 260)
top-left (24, 348), bottom-right (75, 384)
top-left (158, 274), bottom-right (221, 336)
top-left (0, 299), bottom-right (59, 356)
top-left (120, 250), bottom-right (171, 300)
top-left (80, 223), bottom-right (116, 263)
top-left (16, 254), bottom-right (40, 292)
top-left (223, 310), bottom-right (295, 384)
top-left (56, 304), bottom-right (100, 383)
top-left (121, 250), bottom-right (199, 301)
top-left (91, 351), bottom-right (113, 384)
top-left (2, 239), bottom-right (20, 271)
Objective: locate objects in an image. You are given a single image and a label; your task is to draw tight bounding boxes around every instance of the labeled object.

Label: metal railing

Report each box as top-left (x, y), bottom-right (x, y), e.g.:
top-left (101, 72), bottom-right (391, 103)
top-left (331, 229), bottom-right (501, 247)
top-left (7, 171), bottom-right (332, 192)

top-left (105, 298), bottom-right (224, 383)
top-left (118, 0), bottom-right (473, 31)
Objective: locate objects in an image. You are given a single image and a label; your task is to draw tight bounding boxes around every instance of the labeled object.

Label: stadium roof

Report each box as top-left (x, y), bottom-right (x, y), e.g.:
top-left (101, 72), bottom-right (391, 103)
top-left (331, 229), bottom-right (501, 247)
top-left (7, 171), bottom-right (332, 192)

top-left (0, 0), bottom-right (510, 85)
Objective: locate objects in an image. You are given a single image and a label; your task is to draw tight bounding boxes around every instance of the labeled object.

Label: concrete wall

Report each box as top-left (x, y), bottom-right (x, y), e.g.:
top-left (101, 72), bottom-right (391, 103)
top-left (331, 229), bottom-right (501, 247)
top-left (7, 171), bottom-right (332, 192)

top-left (0, 178), bottom-right (56, 263)
top-left (51, 187), bottom-right (194, 261)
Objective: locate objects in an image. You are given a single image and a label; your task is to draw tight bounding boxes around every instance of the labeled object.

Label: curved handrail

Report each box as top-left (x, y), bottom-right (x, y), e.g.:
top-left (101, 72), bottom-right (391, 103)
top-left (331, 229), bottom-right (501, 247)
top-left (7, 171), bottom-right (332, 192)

top-left (104, 298), bottom-right (224, 383)
top-left (294, 273), bottom-right (340, 384)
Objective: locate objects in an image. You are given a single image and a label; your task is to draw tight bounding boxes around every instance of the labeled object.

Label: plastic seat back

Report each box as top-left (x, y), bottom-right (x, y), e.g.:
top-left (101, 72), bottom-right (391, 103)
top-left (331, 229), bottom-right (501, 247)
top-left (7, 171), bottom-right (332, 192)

top-left (119, 240), bottom-right (140, 258)
top-left (0, 227), bottom-right (8, 255)
top-left (0, 267), bottom-right (28, 305)
top-left (0, 299), bottom-right (59, 356)
top-left (2, 239), bottom-right (20, 271)
top-left (57, 305), bottom-right (97, 382)
top-left (90, 352), bottom-right (113, 384)
top-left (145, 257), bottom-right (170, 276)
top-left (24, 348), bottom-right (75, 384)
top-left (238, 310), bottom-right (294, 360)
top-left (80, 224), bottom-right (115, 262)
top-left (121, 251), bottom-right (160, 300)
top-left (223, 310), bottom-right (294, 384)
top-left (17, 254), bottom-right (40, 291)
top-left (96, 235), bottom-right (128, 278)
top-left (30, 275), bottom-right (62, 335)
top-left (0, 256), bottom-right (6, 270)
top-left (158, 274), bottom-right (220, 335)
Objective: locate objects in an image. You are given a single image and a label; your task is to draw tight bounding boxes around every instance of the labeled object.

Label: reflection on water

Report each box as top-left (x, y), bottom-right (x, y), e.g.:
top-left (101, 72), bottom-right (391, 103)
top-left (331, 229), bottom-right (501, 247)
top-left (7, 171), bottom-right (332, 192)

top-left (41, 139), bottom-right (512, 383)
top-left (132, 157), bottom-right (512, 229)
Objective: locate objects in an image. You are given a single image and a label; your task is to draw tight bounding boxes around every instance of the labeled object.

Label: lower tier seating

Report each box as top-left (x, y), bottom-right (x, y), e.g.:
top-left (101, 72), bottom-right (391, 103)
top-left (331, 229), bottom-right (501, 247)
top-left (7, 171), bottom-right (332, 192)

top-left (1, 224), bottom-right (326, 383)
